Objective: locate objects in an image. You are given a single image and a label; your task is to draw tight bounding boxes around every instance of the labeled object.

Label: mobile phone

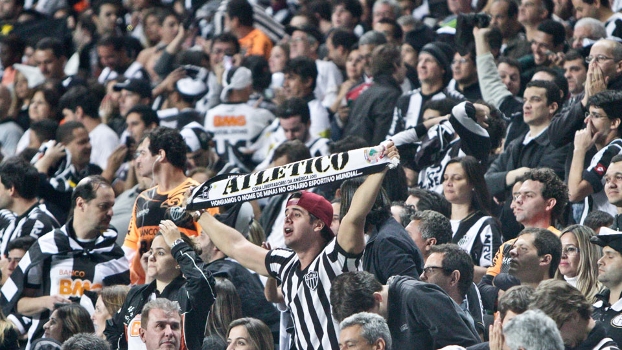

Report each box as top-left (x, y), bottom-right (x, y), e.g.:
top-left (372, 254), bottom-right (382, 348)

top-left (124, 137), bottom-right (135, 162)
top-left (223, 55), bottom-right (233, 70)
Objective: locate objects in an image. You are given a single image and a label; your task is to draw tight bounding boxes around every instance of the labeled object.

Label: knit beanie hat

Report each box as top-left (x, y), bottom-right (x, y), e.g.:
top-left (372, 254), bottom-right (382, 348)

top-left (420, 42), bottom-right (455, 87)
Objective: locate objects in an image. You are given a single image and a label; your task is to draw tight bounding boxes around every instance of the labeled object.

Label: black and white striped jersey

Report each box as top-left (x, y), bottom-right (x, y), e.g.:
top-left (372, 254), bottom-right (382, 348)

top-left (0, 203), bottom-right (60, 255)
top-left (265, 239), bottom-right (362, 350)
top-left (388, 87), bottom-right (465, 137)
top-left (0, 222), bottom-right (129, 348)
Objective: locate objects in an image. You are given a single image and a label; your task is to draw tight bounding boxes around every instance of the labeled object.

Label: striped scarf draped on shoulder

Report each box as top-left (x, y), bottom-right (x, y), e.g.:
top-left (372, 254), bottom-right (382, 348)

top-left (0, 225), bottom-right (127, 315)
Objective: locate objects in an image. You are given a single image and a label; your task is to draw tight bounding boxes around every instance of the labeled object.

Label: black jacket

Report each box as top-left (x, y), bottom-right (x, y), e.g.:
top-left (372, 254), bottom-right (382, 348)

top-left (387, 276), bottom-right (481, 349)
top-left (344, 74), bottom-right (403, 146)
top-left (104, 242), bottom-right (215, 350)
top-left (206, 258), bottom-right (280, 333)
top-left (549, 76), bottom-right (622, 162)
top-left (363, 217), bottom-right (424, 284)
top-left (485, 129), bottom-right (569, 240)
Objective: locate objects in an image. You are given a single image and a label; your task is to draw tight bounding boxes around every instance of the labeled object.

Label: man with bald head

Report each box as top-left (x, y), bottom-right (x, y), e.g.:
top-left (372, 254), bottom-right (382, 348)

top-left (572, 18), bottom-right (607, 49)
top-left (549, 39), bottom-right (622, 155)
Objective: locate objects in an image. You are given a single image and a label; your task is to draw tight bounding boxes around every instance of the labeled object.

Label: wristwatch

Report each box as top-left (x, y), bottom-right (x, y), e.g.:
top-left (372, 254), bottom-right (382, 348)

top-left (190, 210), bottom-right (205, 222)
top-left (170, 238), bottom-right (184, 248)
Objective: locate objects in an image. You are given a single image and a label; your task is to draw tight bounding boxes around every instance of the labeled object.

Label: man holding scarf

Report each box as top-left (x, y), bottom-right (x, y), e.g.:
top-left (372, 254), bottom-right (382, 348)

top-left (192, 142), bottom-right (399, 350)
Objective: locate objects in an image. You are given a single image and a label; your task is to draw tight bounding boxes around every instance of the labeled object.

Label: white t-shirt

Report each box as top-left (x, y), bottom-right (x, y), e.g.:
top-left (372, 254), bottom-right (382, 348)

top-left (89, 123), bottom-right (120, 170)
top-left (204, 102), bottom-right (275, 155)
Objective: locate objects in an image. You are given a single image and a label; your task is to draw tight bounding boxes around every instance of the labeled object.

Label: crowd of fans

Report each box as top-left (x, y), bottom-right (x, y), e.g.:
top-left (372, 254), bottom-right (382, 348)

top-left (0, 0), bottom-right (622, 347)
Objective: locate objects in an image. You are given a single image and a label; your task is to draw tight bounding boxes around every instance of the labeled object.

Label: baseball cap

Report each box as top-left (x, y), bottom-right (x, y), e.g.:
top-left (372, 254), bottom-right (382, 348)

top-left (590, 227), bottom-right (622, 253)
top-left (180, 122), bottom-right (212, 152)
top-left (287, 191), bottom-right (334, 238)
top-left (113, 78), bottom-right (152, 98)
top-left (220, 66), bottom-right (253, 102)
top-left (176, 77), bottom-right (208, 100)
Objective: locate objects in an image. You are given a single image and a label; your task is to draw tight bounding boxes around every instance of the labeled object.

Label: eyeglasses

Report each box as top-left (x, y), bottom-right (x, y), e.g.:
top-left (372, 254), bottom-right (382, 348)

top-left (585, 111), bottom-right (608, 119)
top-left (422, 266), bottom-right (451, 275)
top-left (562, 245), bottom-right (580, 256)
top-left (585, 55), bottom-right (615, 64)
top-left (452, 58), bottom-right (470, 65)
top-left (290, 37), bottom-right (308, 44)
top-left (211, 48), bottom-right (235, 56)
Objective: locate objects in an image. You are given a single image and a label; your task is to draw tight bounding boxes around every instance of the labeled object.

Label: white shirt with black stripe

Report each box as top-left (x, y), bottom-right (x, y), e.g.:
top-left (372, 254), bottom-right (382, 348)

top-left (265, 239), bottom-right (362, 350)
top-left (0, 203), bottom-right (60, 255)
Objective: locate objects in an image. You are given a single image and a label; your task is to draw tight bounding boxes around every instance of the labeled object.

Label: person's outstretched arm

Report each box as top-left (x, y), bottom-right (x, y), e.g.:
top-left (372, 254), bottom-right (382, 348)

top-left (196, 212), bottom-right (270, 276)
top-left (337, 142), bottom-right (399, 255)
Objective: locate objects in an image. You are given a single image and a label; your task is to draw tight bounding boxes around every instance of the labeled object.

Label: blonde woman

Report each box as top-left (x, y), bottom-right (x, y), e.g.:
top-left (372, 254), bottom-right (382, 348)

top-left (91, 285), bottom-right (131, 339)
top-left (555, 224), bottom-right (603, 303)
top-left (0, 309), bottom-right (18, 349)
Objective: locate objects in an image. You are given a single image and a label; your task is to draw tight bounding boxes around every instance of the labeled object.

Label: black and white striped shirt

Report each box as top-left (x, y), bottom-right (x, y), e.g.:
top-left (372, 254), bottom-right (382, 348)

top-left (0, 221), bottom-right (129, 348)
top-left (0, 203), bottom-right (59, 255)
top-left (388, 87), bottom-right (465, 137)
top-left (0, 210), bottom-right (16, 246)
top-left (265, 239), bottom-right (362, 350)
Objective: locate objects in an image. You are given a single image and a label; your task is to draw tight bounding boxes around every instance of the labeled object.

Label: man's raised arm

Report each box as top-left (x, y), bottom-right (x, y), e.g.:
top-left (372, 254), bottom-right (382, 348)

top-left (196, 213), bottom-right (270, 276)
top-left (337, 142), bottom-right (399, 254)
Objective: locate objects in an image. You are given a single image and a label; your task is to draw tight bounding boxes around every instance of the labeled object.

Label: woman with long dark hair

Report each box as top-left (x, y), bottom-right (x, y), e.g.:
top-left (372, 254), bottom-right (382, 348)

top-left (32, 304), bottom-right (94, 349)
top-left (226, 318), bottom-right (274, 350)
top-left (203, 278), bottom-right (244, 350)
top-left (443, 156), bottom-right (502, 281)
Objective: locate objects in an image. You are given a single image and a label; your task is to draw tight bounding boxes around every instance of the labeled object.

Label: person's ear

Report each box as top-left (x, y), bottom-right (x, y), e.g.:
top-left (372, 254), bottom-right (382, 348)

top-left (450, 270), bottom-right (461, 287)
top-left (313, 219), bottom-right (325, 232)
top-left (76, 197), bottom-right (86, 211)
top-left (302, 76), bottom-right (314, 90)
top-left (540, 253), bottom-right (552, 266)
top-left (75, 106), bottom-right (84, 119)
top-left (426, 237), bottom-right (437, 248)
top-left (372, 338), bottom-right (386, 350)
top-left (612, 118), bottom-right (621, 132)
top-left (310, 39), bottom-right (319, 52)
top-left (373, 291), bottom-right (383, 305)
top-left (544, 197), bottom-right (557, 213)
top-left (139, 327), bottom-right (147, 344)
top-left (548, 101), bottom-right (559, 116)
top-left (156, 150), bottom-right (166, 162)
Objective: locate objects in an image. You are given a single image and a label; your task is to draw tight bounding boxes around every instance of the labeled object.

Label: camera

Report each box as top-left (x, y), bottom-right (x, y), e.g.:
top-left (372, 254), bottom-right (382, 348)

top-left (124, 137), bottom-right (135, 163)
top-left (459, 13), bottom-right (491, 29)
top-left (455, 12), bottom-right (492, 56)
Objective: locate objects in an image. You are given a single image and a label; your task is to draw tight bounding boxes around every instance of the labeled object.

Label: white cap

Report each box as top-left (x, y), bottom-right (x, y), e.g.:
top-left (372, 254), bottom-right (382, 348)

top-left (220, 66), bottom-right (253, 102)
top-left (14, 64), bottom-right (45, 88)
